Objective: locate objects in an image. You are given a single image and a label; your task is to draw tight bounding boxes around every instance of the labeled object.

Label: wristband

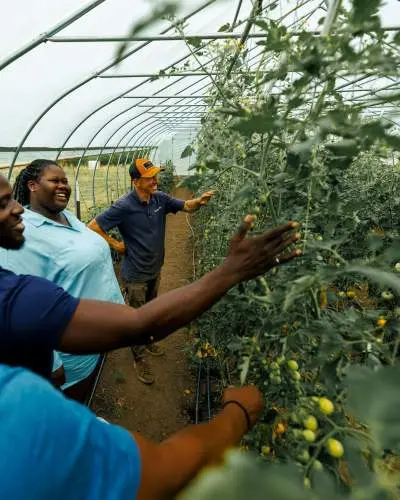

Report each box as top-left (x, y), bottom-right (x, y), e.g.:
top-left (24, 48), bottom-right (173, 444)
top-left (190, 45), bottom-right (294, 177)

top-left (222, 400), bottom-right (251, 432)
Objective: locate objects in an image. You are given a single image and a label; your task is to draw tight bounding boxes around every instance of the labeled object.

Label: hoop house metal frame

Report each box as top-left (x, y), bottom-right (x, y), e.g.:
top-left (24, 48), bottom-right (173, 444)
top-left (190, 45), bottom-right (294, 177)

top-left (1, 0), bottom-right (399, 217)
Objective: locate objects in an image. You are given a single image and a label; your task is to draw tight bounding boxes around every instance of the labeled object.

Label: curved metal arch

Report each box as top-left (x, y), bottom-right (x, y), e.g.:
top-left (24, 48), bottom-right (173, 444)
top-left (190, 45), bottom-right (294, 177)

top-left (69, 0), bottom-right (320, 178)
top-left (8, 0), bottom-right (216, 176)
top-left (114, 117), bottom-right (200, 182)
top-left (106, 125), bottom-right (173, 201)
top-left (114, 121), bottom-right (174, 198)
top-left (122, 123), bottom-right (200, 182)
top-left (87, 77), bottom-right (215, 207)
top-left (91, 111), bottom-right (184, 205)
top-left (55, 0), bottom-right (282, 164)
top-left (103, 121), bottom-right (170, 204)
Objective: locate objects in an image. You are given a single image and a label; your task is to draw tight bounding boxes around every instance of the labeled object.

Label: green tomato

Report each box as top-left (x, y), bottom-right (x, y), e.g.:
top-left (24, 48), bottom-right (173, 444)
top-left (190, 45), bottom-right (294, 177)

top-left (292, 429), bottom-right (303, 439)
top-left (303, 430), bottom-right (316, 443)
top-left (381, 291), bottom-right (394, 301)
top-left (292, 371), bottom-right (301, 381)
top-left (276, 355), bottom-right (286, 365)
top-left (303, 416), bottom-right (318, 431)
top-left (304, 478), bottom-right (311, 489)
top-left (297, 450), bottom-right (310, 463)
top-left (270, 362), bottom-right (280, 372)
top-left (394, 262), bottom-right (400, 272)
top-left (287, 360), bottom-right (299, 371)
top-left (290, 413), bottom-right (300, 424)
top-left (313, 460), bottom-right (324, 472)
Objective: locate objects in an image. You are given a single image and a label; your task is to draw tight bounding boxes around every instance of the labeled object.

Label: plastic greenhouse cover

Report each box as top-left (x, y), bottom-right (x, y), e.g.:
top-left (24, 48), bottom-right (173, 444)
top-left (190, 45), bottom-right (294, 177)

top-left (0, 0), bottom-right (399, 169)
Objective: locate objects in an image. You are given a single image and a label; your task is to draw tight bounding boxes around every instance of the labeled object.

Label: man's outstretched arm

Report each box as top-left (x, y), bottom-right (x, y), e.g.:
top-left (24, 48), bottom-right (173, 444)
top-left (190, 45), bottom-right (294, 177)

top-left (58, 218), bottom-right (301, 354)
top-left (183, 190), bottom-right (215, 212)
top-left (135, 386), bottom-right (263, 500)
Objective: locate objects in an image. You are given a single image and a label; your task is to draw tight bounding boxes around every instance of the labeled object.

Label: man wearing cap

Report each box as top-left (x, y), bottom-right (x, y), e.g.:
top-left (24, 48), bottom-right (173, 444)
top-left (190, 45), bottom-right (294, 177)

top-left (88, 158), bottom-right (214, 384)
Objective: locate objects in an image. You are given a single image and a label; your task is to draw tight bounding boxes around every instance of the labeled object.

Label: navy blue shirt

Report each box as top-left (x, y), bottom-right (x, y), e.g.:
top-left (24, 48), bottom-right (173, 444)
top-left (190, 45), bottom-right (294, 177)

top-left (0, 267), bottom-right (80, 378)
top-left (96, 190), bottom-right (184, 282)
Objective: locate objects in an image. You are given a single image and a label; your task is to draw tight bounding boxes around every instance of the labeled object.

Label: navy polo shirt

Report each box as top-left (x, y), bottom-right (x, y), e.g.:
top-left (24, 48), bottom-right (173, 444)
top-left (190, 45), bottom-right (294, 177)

top-left (96, 190), bottom-right (185, 282)
top-left (0, 267), bottom-right (80, 378)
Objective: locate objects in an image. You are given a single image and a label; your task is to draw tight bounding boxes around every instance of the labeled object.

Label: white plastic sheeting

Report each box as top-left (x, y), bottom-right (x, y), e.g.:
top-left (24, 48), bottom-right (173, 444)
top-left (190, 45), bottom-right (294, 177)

top-left (0, 0), bottom-right (399, 170)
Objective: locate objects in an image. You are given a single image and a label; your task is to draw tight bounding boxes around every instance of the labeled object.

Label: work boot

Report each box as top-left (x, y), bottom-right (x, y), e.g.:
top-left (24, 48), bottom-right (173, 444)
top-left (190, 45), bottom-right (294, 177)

top-left (131, 350), bottom-right (154, 385)
top-left (145, 343), bottom-right (165, 357)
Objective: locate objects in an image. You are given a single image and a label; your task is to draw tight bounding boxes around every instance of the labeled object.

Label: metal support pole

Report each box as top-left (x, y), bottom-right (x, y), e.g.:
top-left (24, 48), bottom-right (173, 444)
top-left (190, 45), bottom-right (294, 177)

top-left (47, 27), bottom-right (400, 43)
top-left (122, 95), bottom-right (206, 99)
top-left (99, 72), bottom-right (257, 78)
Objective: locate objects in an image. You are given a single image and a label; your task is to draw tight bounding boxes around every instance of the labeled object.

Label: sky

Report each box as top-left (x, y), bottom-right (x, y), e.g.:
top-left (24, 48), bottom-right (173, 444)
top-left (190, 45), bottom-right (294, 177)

top-left (0, 0), bottom-right (399, 173)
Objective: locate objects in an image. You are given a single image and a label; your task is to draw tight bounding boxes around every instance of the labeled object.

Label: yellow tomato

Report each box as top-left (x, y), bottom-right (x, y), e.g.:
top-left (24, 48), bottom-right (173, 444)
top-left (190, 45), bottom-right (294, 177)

top-left (303, 416), bottom-right (318, 431)
top-left (261, 445), bottom-right (271, 456)
top-left (326, 438), bottom-right (344, 458)
top-left (287, 360), bottom-right (299, 371)
top-left (319, 397), bottom-right (334, 415)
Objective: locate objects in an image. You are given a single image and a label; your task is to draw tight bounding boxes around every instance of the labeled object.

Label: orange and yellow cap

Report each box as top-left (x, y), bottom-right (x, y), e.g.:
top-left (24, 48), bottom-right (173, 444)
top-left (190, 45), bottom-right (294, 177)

top-left (129, 158), bottom-right (161, 179)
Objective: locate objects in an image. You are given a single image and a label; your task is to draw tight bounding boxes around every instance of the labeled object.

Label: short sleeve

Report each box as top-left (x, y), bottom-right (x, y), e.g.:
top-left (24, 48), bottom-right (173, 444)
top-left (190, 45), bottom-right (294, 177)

top-left (0, 367), bottom-right (141, 499)
top-left (96, 198), bottom-right (128, 232)
top-left (4, 274), bottom-right (79, 350)
top-left (164, 193), bottom-right (185, 214)
top-left (52, 351), bottom-right (63, 371)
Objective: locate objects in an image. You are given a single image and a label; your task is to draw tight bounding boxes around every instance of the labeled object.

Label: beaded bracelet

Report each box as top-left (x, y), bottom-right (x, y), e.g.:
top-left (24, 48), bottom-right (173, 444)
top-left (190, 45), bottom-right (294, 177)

top-left (222, 400), bottom-right (251, 432)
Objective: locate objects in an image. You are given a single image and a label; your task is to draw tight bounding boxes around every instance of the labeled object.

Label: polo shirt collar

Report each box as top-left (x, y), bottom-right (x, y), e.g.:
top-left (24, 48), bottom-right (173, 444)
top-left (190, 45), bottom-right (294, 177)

top-left (131, 188), bottom-right (153, 206)
top-left (23, 207), bottom-right (81, 231)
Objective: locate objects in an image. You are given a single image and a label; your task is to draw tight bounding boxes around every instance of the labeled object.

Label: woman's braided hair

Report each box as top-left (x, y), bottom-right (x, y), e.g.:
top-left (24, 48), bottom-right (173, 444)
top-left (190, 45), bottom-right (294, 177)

top-left (13, 159), bottom-right (59, 206)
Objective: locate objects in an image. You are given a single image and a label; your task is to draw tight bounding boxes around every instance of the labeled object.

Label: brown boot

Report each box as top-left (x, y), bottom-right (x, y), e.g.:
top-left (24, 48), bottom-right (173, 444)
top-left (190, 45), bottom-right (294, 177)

top-left (145, 343), bottom-right (165, 357)
top-left (131, 348), bottom-right (154, 385)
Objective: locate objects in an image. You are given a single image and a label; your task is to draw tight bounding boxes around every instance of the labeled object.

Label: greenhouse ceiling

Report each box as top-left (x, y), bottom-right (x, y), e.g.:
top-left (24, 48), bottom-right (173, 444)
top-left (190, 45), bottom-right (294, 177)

top-left (0, 0), bottom-right (399, 172)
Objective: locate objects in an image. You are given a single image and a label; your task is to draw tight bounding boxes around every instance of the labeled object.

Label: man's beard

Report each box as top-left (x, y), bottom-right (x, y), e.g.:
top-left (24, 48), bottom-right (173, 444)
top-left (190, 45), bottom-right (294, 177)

top-left (0, 236), bottom-right (25, 250)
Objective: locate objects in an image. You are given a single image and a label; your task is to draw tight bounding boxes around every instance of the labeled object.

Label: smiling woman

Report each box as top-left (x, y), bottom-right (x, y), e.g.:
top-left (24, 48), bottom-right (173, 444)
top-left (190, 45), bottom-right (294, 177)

top-left (0, 159), bottom-right (125, 403)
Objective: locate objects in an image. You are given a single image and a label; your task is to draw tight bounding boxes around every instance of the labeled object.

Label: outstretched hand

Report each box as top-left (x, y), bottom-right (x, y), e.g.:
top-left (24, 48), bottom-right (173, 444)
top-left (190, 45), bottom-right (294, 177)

top-left (224, 216), bottom-right (301, 283)
top-left (199, 190), bottom-right (216, 205)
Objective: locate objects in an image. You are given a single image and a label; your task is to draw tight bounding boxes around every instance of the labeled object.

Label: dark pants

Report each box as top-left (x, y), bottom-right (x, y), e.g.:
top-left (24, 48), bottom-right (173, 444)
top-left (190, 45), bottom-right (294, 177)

top-left (124, 275), bottom-right (160, 357)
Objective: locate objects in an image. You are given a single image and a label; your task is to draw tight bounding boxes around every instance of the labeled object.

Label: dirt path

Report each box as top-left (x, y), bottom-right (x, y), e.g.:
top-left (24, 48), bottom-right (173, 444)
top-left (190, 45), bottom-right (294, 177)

top-left (91, 187), bottom-right (195, 441)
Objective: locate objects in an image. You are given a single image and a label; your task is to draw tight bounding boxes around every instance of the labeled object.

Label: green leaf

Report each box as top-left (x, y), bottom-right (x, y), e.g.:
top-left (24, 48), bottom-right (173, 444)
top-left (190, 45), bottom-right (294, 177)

top-left (347, 365), bottom-right (400, 452)
top-left (115, 2), bottom-right (178, 64)
top-left (326, 139), bottom-right (360, 157)
top-left (181, 145), bottom-right (194, 159)
top-left (218, 23), bottom-right (231, 33)
top-left (283, 275), bottom-right (317, 311)
top-left (187, 37), bottom-right (202, 48)
top-left (180, 451), bottom-right (342, 500)
top-left (351, 0), bottom-right (382, 24)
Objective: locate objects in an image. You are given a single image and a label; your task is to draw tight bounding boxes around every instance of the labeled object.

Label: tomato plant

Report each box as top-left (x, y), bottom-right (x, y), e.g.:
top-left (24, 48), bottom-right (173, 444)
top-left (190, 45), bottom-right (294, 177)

top-left (177, 0), bottom-right (400, 498)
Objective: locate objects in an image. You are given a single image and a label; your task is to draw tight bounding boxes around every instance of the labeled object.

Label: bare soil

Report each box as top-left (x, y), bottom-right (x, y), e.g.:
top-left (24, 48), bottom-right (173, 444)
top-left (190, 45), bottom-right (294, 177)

top-left (91, 187), bottom-right (195, 441)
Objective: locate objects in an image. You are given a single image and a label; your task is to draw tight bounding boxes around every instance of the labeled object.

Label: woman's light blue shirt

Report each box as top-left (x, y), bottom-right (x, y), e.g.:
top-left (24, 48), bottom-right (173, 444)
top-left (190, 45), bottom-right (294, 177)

top-left (0, 208), bottom-right (124, 388)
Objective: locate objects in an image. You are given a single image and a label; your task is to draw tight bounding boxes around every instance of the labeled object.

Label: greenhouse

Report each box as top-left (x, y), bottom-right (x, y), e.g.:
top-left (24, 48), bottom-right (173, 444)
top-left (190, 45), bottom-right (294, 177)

top-left (0, 0), bottom-right (400, 498)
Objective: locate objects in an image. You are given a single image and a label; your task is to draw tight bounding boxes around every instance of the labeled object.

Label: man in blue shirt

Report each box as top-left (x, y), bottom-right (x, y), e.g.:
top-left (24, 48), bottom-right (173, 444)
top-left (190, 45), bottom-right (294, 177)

top-left (0, 173), bottom-right (301, 498)
top-left (89, 158), bottom-right (215, 384)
